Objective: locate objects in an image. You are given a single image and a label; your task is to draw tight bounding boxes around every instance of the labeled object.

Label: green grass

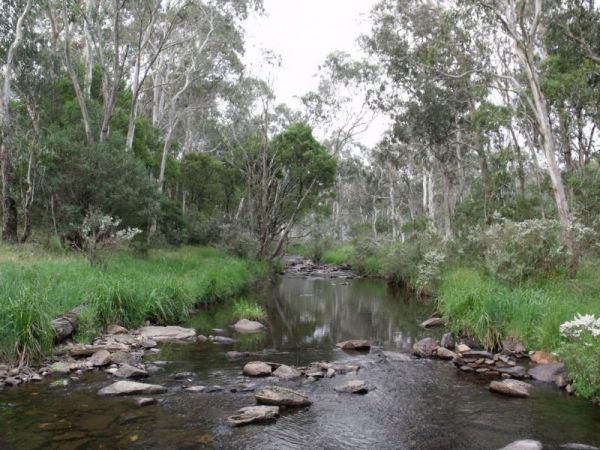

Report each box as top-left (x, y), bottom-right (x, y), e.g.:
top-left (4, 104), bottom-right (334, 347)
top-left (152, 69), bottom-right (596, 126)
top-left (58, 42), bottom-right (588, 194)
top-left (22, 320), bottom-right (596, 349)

top-left (230, 298), bottom-right (267, 322)
top-left (321, 245), bottom-right (354, 265)
top-left (0, 245), bottom-right (266, 363)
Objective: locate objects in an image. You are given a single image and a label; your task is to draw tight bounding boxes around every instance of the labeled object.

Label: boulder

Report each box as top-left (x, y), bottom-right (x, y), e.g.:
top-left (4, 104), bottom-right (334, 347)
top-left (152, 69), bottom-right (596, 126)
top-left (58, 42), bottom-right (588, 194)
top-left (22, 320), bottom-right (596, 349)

top-left (412, 338), bottom-right (439, 357)
top-left (139, 326), bottom-right (196, 343)
top-left (255, 386), bottom-right (312, 407)
top-left (501, 337), bottom-right (526, 355)
top-left (528, 363), bottom-right (567, 384)
top-left (531, 351), bottom-right (558, 365)
top-left (381, 351), bottom-right (412, 362)
top-left (110, 351), bottom-right (137, 365)
top-left (98, 381), bottom-right (167, 396)
top-left (114, 364), bottom-right (148, 379)
top-left (227, 406), bottom-right (279, 427)
top-left (441, 333), bottom-right (455, 349)
top-left (335, 340), bottom-right (370, 351)
top-left (420, 317), bottom-right (445, 328)
top-left (106, 325), bottom-right (128, 335)
top-left (334, 380), bottom-right (370, 394)
top-left (272, 365), bottom-right (301, 380)
top-left (89, 350), bottom-right (112, 367)
top-left (496, 366), bottom-right (527, 379)
top-left (233, 319), bottom-right (265, 333)
top-left (436, 347), bottom-right (457, 360)
top-left (489, 379), bottom-right (531, 398)
top-left (243, 361), bottom-right (273, 377)
top-left (135, 397), bottom-right (156, 407)
top-left (48, 362), bottom-right (70, 374)
top-left (498, 440), bottom-right (543, 450)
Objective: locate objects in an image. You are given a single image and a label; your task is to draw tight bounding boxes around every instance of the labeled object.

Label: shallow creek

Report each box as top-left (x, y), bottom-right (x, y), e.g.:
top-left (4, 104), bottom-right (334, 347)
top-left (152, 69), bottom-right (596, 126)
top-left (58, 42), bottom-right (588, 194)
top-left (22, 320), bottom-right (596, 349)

top-left (1, 275), bottom-right (600, 449)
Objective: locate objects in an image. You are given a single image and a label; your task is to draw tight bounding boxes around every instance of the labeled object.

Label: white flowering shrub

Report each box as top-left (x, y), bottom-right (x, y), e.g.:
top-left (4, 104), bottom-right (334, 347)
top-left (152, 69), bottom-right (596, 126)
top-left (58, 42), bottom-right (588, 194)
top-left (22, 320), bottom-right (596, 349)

top-left (79, 208), bottom-right (142, 267)
top-left (560, 314), bottom-right (600, 338)
top-left (415, 250), bottom-right (446, 295)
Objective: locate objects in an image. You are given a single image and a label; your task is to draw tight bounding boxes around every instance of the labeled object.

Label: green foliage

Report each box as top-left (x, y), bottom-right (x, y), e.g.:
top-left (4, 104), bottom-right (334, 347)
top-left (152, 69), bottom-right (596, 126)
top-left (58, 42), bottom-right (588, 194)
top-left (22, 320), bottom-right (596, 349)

top-left (230, 298), bottom-right (267, 322)
top-left (559, 333), bottom-right (600, 400)
top-left (321, 245), bottom-right (354, 265)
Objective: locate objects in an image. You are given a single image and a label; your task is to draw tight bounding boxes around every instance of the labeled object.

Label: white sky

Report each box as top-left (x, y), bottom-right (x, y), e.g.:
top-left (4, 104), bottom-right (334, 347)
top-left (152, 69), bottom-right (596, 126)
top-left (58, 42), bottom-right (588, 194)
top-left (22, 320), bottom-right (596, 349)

top-left (242, 0), bottom-right (389, 147)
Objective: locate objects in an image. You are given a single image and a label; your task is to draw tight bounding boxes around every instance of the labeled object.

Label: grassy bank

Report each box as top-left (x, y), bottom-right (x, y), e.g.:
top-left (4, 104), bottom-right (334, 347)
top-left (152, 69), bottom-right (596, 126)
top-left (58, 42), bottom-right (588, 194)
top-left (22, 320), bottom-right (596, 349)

top-left (0, 246), bottom-right (267, 363)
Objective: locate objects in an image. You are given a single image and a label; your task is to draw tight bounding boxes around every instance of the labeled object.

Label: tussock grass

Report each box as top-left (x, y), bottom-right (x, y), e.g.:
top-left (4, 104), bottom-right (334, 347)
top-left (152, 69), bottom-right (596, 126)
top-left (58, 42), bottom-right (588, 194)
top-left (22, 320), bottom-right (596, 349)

top-left (0, 246), bottom-right (266, 363)
top-left (321, 245), bottom-right (354, 265)
top-left (230, 298), bottom-right (267, 322)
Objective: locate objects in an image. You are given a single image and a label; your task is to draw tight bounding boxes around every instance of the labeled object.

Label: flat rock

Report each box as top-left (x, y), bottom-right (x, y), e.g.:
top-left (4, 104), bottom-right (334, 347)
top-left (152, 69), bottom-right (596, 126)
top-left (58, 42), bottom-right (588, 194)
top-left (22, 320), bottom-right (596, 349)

top-left (528, 363), bottom-right (566, 383)
top-left (89, 350), bottom-right (112, 367)
top-left (496, 366), bottom-right (527, 379)
top-left (272, 364), bottom-right (301, 380)
top-left (173, 372), bottom-right (194, 380)
top-left (561, 445), bottom-right (600, 450)
top-left (49, 362), bottom-right (70, 374)
top-left (233, 319), bottom-right (265, 333)
top-left (114, 364), bottom-right (148, 379)
top-left (498, 440), bottom-right (543, 450)
top-left (227, 406), bottom-right (279, 427)
top-left (336, 340), bottom-right (370, 351)
top-left (135, 397), bottom-right (156, 407)
top-left (243, 361), bottom-right (273, 377)
top-left (412, 338), bottom-right (439, 357)
top-left (489, 379), bottom-right (531, 398)
top-left (436, 347), bottom-right (457, 360)
top-left (106, 325), bottom-right (128, 335)
top-left (210, 336), bottom-right (236, 344)
top-left (184, 385), bottom-right (206, 393)
top-left (255, 386), bottom-right (312, 407)
top-left (420, 317), bottom-right (445, 328)
top-left (139, 326), bottom-right (196, 343)
top-left (98, 381), bottom-right (167, 396)
top-left (334, 380), bottom-right (370, 394)
top-left (462, 350), bottom-right (494, 359)
top-left (456, 344), bottom-right (471, 353)
top-left (110, 351), bottom-right (137, 365)
top-left (382, 351), bottom-right (412, 362)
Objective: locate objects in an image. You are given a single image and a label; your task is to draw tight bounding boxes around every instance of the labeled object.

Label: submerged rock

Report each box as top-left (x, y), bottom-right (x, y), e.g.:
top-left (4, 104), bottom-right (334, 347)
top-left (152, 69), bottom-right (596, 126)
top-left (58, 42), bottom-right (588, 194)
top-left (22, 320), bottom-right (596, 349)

top-left (255, 386), bottom-right (312, 407)
top-left (272, 364), bottom-right (301, 380)
top-left (420, 317), bottom-right (445, 328)
top-left (227, 405), bottom-right (279, 427)
top-left (135, 397), bottom-right (156, 407)
top-left (498, 440), bottom-right (543, 450)
top-left (98, 381), bottom-right (167, 396)
top-left (528, 363), bottom-right (567, 384)
top-left (560, 444), bottom-right (600, 450)
top-left (381, 351), bottom-right (412, 362)
top-left (489, 379), bottom-right (531, 398)
top-left (184, 385), bottom-right (206, 393)
top-left (335, 340), bottom-right (370, 351)
top-left (233, 319), bottom-right (265, 333)
top-left (49, 362), bottom-right (70, 374)
top-left (334, 380), bottom-right (370, 394)
top-left (210, 336), bottom-right (236, 345)
top-left (139, 326), bottom-right (197, 343)
top-left (243, 361), bottom-right (273, 377)
top-left (412, 338), bottom-right (439, 357)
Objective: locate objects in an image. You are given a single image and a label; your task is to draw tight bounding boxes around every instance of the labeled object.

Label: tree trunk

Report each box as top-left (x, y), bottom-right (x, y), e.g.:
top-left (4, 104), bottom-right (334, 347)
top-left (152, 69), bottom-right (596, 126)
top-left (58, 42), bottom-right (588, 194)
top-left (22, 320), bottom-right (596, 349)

top-left (441, 165), bottom-right (452, 238)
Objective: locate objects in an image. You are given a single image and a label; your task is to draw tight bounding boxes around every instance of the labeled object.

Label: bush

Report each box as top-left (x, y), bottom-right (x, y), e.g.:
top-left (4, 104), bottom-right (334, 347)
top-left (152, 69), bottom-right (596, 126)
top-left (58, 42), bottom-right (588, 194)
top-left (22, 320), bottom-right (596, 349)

top-left (231, 298), bottom-right (267, 322)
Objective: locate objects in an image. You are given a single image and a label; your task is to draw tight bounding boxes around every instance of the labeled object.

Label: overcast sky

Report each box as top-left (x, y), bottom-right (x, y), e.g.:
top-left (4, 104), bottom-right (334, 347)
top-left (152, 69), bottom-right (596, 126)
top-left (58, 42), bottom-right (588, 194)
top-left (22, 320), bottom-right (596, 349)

top-left (242, 0), bottom-right (388, 146)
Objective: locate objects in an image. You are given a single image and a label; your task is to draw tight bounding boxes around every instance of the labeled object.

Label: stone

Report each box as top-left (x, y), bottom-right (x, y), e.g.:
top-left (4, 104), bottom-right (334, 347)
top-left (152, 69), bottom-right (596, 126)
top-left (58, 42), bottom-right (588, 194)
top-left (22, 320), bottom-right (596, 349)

top-left (528, 363), bottom-right (567, 383)
top-left (461, 336), bottom-right (482, 349)
top-left (197, 335), bottom-right (208, 343)
top-left (98, 381), bottom-right (167, 396)
top-left (489, 379), bottom-right (531, 398)
top-left (227, 351), bottom-right (251, 359)
top-left (112, 334), bottom-right (138, 345)
top-left (89, 350), bottom-right (112, 367)
top-left (243, 361), bottom-right (273, 377)
top-left (326, 368), bottom-right (336, 378)
top-left (441, 333), bottom-right (455, 349)
top-left (49, 362), bottom-right (70, 374)
top-left (210, 336), bottom-right (236, 344)
top-left (496, 366), bottom-right (527, 379)
top-left (412, 337), bottom-right (439, 357)
top-left (206, 385), bottom-right (224, 393)
top-left (106, 325), bottom-right (128, 335)
top-left (436, 347), bottom-right (457, 360)
top-left (227, 406), bottom-right (279, 427)
top-left (135, 397), bottom-right (156, 407)
top-left (255, 386), bottom-right (312, 407)
top-left (334, 380), bottom-right (370, 394)
top-left (531, 351), bottom-right (557, 364)
top-left (233, 319), bottom-right (265, 333)
top-left (184, 386), bottom-right (206, 393)
top-left (272, 365), bottom-right (301, 380)
top-left (498, 440), bottom-right (543, 450)
top-left (462, 350), bottom-right (493, 359)
top-left (420, 317), bottom-right (445, 328)
top-left (140, 339), bottom-right (157, 349)
top-left (560, 445), bottom-right (600, 450)
top-left (114, 364), bottom-right (148, 379)
top-left (335, 340), bottom-right (370, 351)
top-left (110, 351), bottom-right (137, 365)
top-left (173, 372), bottom-right (194, 380)
top-left (381, 351), bottom-right (412, 362)
top-left (139, 326), bottom-right (197, 343)
top-left (501, 337), bottom-right (526, 355)
top-left (456, 344), bottom-right (471, 353)
top-left (329, 363), bottom-right (360, 373)
top-left (50, 379), bottom-right (69, 388)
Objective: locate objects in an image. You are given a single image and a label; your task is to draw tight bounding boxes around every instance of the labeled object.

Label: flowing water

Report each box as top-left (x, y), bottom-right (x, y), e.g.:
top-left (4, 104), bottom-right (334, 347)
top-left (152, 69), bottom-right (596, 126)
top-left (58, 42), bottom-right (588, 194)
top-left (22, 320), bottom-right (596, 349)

top-left (1, 275), bottom-right (600, 450)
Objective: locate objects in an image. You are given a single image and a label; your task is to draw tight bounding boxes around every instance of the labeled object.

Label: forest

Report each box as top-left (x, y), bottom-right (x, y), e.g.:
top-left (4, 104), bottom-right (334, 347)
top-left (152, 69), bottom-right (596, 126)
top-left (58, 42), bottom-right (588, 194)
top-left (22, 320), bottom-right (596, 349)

top-left (1, 0), bottom-right (600, 447)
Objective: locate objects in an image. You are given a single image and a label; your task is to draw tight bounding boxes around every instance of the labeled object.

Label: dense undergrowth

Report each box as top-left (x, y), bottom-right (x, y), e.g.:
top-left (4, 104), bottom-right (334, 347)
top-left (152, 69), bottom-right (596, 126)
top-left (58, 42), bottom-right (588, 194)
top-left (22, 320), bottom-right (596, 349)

top-left (0, 245), bottom-right (266, 364)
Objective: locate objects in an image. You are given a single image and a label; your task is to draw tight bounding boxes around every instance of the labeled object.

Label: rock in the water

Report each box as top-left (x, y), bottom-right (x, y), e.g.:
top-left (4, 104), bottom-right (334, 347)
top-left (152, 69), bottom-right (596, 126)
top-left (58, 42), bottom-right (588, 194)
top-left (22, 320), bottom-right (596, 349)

top-left (462, 350), bottom-right (494, 359)
top-left (110, 350), bottom-right (137, 365)
top-left (106, 324), bottom-right (128, 335)
top-left (528, 363), bottom-right (567, 384)
top-left (501, 337), bottom-right (526, 355)
top-left (272, 364), bottom-right (301, 380)
top-left (184, 385), bottom-right (206, 393)
top-left (441, 333), bottom-right (455, 349)
top-left (436, 347), bottom-right (457, 360)
top-left (227, 405), bottom-right (279, 427)
top-left (243, 361), bottom-right (273, 377)
top-left (531, 351), bottom-right (557, 364)
top-left (255, 386), bottom-right (311, 407)
top-left (89, 350), bottom-right (112, 367)
top-left (114, 364), bottom-right (148, 379)
top-left (98, 381), bottom-right (167, 396)
top-left (496, 366), bottom-right (527, 379)
top-left (50, 379), bottom-right (69, 388)
top-left (420, 317), bottom-right (445, 328)
top-left (135, 397), bottom-right (156, 407)
top-left (210, 336), bottom-right (236, 344)
top-left (560, 444), bottom-right (600, 450)
top-left (336, 340), bottom-right (370, 351)
top-left (233, 319), bottom-right (265, 333)
top-left (412, 338), bottom-right (439, 357)
top-left (173, 372), bottom-right (194, 380)
top-left (49, 362), bottom-right (70, 374)
top-left (334, 380), bottom-right (370, 394)
top-left (139, 326), bottom-right (196, 343)
top-left (489, 379), bottom-right (531, 398)
top-left (456, 344), bottom-right (471, 353)
top-left (498, 440), bottom-right (543, 450)
top-left (381, 351), bottom-right (412, 362)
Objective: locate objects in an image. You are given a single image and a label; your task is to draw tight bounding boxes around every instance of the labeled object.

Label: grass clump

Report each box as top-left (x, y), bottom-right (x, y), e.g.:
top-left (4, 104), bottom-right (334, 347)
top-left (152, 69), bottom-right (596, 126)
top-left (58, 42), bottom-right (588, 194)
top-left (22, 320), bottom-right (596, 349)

top-left (230, 298), bottom-right (267, 322)
top-left (321, 245), bottom-right (354, 265)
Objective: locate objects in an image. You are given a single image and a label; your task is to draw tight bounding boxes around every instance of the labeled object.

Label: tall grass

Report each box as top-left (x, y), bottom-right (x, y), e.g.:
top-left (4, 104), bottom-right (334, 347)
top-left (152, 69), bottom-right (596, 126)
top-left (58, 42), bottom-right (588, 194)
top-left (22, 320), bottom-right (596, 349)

top-left (230, 298), bottom-right (267, 322)
top-left (0, 246), bottom-right (266, 363)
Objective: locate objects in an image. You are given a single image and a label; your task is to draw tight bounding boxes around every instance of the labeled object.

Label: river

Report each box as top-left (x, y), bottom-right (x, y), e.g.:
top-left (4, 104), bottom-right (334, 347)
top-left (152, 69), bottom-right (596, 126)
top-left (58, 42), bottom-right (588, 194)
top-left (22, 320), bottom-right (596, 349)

top-left (1, 275), bottom-right (600, 449)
